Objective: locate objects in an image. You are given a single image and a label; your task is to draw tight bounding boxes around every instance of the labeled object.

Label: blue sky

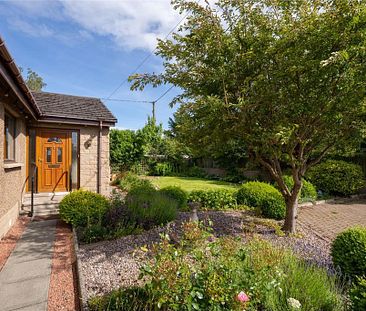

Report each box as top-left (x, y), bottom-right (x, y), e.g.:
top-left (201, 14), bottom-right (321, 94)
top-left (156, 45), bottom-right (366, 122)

top-left (0, 0), bottom-right (185, 129)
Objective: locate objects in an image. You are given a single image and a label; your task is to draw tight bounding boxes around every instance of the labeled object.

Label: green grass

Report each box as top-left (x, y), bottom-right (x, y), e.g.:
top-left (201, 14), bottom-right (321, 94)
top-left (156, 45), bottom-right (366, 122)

top-left (147, 176), bottom-right (239, 192)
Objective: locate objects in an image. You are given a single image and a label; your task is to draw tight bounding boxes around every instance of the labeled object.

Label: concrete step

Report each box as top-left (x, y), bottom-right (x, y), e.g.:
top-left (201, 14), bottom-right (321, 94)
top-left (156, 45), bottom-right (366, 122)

top-left (22, 193), bottom-right (65, 217)
top-left (23, 199), bottom-right (63, 206)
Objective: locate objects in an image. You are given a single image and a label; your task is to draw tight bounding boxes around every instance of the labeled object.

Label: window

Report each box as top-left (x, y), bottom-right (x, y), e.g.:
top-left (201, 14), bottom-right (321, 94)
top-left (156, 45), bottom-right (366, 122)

top-left (4, 113), bottom-right (16, 161)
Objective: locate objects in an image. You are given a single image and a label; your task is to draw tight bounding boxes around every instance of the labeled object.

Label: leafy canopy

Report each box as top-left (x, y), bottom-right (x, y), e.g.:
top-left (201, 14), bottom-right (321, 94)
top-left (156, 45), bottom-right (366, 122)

top-left (20, 67), bottom-right (46, 91)
top-left (130, 0), bottom-right (366, 232)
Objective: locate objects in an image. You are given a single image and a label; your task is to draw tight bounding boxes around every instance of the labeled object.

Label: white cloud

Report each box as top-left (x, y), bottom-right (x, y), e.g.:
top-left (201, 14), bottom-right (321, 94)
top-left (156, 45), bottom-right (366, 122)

top-left (6, 0), bottom-right (186, 51)
top-left (9, 18), bottom-right (55, 37)
top-left (60, 0), bottom-right (182, 51)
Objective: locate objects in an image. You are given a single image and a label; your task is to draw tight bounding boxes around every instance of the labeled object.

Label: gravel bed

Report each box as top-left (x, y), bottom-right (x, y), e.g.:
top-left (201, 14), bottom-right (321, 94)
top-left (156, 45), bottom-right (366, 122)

top-left (48, 220), bottom-right (79, 311)
top-left (78, 211), bottom-right (332, 301)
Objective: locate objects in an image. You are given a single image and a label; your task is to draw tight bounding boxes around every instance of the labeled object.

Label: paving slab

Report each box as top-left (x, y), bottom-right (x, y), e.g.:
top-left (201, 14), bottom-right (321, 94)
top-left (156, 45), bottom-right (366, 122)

top-left (0, 219), bottom-right (56, 311)
top-left (298, 198), bottom-right (366, 241)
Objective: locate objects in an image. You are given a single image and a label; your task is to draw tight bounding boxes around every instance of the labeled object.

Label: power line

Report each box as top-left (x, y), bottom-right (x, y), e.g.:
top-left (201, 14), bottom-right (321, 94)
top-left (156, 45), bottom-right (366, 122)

top-left (154, 85), bottom-right (174, 103)
top-left (106, 3), bottom-right (197, 99)
top-left (101, 98), bottom-right (151, 103)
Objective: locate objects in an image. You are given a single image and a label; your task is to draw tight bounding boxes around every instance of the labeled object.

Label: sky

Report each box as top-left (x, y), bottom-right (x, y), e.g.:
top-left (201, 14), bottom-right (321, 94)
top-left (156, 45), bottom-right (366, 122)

top-left (0, 0), bottom-right (187, 130)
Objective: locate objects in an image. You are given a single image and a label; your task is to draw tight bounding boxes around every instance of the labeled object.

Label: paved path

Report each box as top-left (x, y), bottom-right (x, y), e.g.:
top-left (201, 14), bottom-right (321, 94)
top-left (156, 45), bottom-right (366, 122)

top-left (0, 219), bottom-right (56, 311)
top-left (298, 198), bottom-right (366, 241)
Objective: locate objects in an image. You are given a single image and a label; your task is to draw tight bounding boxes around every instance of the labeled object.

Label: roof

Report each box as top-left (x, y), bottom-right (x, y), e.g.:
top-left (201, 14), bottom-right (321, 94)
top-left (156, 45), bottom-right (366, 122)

top-left (0, 36), bottom-right (40, 118)
top-left (32, 91), bottom-right (117, 124)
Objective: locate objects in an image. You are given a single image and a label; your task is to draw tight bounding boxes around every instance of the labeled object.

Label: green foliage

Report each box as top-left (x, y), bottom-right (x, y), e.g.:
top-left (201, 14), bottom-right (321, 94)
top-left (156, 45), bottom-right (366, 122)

top-left (151, 162), bottom-right (174, 176)
top-left (307, 160), bottom-right (365, 196)
top-left (331, 226), bottom-right (366, 279)
top-left (110, 129), bottom-right (144, 172)
top-left (350, 276), bottom-right (366, 311)
top-left (189, 189), bottom-right (237, 210)
top-left (125, 189), bottom-right (178, 230)
top-left (182, 165), bottom-right (206, 178)
top-left (91, 223), bottom-right (344, 310)
top-left (237, 182), bottom-right (286, 220)
top-left (279, 176), bottom-right (317, 203)
top-left (89, 287), bottom-right (153, 311)
top-left (130, 0), bottom-right (366, 233)
top-left (59, 190), bottom-right (110, 227)
top-left (20, 67), bottom-right (46, 91)
top-left (118, 173), bottom-right (155, 192)
top-left (159, 186), bottom-right (188, 210)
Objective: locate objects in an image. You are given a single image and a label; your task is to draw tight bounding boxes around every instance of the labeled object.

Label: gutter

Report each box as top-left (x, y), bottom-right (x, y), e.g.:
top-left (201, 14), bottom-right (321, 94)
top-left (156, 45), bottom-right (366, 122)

top-left (0, 36), bottom-right (41, 118)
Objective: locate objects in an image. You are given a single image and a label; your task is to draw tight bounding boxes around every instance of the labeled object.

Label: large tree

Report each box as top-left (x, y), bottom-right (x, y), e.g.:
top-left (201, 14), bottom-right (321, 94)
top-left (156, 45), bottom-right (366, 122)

top-left (130, 0), bottom-right (366, 233)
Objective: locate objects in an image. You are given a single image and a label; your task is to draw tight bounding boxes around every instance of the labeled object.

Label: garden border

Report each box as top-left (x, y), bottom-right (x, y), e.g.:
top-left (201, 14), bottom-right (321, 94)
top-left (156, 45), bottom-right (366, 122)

top-left (298, 193), bottom-right (366, 208)
top-left (72, 228), bottom-right (89, 311)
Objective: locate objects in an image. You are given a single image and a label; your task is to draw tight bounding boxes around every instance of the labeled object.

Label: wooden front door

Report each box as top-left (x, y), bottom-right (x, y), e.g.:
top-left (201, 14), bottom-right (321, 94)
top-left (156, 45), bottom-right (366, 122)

top-left (36, 130), bottom-right (71, 192)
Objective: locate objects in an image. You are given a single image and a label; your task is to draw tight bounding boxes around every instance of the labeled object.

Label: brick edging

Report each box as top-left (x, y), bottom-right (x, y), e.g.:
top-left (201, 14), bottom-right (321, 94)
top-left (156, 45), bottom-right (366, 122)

top-left (299, 193), bottom-right (366, 208)
top-left (72, 228), bottom-right (89, 311)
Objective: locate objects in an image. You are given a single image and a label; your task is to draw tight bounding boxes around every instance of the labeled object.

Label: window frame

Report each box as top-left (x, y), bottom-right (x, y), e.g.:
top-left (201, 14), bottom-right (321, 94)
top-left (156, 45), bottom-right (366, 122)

top-left (4, 111), bottom-right (16, 162)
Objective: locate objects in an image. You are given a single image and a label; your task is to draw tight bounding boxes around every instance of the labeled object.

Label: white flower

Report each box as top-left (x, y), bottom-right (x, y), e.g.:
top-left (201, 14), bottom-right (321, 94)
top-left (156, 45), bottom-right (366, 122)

top-left (287, 297), bottom-right (301, 309)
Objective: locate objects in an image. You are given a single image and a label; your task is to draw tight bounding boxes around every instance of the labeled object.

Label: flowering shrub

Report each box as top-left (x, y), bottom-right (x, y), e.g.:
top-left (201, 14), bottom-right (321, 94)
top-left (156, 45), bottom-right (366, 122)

top-left (90, 223), bottom-right (345, 310)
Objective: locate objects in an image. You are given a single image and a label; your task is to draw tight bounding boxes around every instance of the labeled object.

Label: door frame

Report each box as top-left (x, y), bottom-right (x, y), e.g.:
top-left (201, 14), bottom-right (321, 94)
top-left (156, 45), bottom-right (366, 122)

top-left (26, 127), bottom-right (80, 193)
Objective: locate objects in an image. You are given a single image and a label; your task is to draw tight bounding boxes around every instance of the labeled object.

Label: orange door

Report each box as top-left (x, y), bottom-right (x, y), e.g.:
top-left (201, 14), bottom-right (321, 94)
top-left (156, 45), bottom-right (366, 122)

top-left (37, 130), bottom-right (71, 192)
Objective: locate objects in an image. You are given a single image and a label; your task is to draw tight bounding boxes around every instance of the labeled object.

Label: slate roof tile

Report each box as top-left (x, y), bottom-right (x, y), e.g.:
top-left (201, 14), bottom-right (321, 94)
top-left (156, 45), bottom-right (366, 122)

top-left (32, 91), bottom-right (117, 123)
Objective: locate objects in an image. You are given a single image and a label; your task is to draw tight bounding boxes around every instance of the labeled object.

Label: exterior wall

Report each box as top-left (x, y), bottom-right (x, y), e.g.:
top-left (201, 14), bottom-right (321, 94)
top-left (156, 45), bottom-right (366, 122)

top-left (33, 123), bottom-right (111, 196)
top-left (0, 102), bottom-right (27, 239)
top-left (79, 126), bottom-right (111, 196)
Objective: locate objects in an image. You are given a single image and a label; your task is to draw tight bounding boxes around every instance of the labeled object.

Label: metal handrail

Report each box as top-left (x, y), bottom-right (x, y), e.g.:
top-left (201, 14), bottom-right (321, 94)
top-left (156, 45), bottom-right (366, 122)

top-left (52, 171), bottom-right (68, 194)
top-left (29, 163), bottom-right (38, 218)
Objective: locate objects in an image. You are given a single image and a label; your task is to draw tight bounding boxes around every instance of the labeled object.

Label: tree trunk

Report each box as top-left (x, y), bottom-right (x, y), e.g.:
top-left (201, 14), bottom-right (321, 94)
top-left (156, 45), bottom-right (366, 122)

top-left (283, 195), bottom-right (299, 234)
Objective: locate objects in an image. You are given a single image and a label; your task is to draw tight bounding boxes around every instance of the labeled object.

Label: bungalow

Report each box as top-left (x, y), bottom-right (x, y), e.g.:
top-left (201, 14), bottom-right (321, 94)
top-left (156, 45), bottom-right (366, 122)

top-left (0, 36), bottom-right (116, 238)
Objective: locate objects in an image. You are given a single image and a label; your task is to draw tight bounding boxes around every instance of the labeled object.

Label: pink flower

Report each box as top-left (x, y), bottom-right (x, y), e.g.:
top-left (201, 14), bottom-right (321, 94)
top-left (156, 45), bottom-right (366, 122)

top-left (236, 291), bottom-right (249, 303)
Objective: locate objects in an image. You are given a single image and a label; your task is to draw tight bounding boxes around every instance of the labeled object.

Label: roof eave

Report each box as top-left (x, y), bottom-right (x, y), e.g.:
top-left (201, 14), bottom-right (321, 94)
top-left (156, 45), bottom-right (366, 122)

top-left (0, 36), bottom-right (41, 118)
top-left (37, 115), bottom-right (116, 127)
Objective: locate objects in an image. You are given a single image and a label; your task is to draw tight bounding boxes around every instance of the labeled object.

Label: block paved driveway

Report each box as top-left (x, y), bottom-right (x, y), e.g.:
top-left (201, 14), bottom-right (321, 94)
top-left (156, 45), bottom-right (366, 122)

top-left (298, 198), bottom-right (366, 242)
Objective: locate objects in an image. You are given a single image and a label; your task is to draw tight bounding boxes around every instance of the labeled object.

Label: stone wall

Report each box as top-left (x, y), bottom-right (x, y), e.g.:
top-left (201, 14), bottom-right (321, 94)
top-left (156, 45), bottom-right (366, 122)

top-left (0, 102), bottom-right (27, 239)
top-left (79, 126), bottom-right (111, 196)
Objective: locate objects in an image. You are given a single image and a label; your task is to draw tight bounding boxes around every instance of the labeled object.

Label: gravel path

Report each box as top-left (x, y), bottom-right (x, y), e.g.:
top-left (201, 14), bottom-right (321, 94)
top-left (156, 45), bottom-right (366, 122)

top-left (78, 210), bottom-right (332, 301)
top-left (48, 221), bottom-right (80, 311)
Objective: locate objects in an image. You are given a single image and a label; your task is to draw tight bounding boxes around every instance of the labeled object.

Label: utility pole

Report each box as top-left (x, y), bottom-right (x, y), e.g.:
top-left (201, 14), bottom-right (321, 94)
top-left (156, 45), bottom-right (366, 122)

top-left (151, 101), bottom-right (156, 123)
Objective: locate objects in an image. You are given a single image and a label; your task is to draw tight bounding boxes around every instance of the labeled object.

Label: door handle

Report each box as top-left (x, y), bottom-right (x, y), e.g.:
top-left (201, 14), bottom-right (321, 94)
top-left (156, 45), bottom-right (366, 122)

top-left (38, 158), bottom-right (43, 163)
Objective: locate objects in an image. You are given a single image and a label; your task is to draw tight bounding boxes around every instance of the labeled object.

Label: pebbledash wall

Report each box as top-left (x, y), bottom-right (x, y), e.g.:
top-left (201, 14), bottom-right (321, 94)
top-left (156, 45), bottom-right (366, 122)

top-left (0, 102), bottom-right (27, 239)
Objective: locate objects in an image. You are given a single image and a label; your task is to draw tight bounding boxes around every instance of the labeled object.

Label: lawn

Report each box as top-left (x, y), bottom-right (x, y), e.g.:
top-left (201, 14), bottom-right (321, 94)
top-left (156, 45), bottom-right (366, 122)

top-left (147, 176), bottom-right (239, 192)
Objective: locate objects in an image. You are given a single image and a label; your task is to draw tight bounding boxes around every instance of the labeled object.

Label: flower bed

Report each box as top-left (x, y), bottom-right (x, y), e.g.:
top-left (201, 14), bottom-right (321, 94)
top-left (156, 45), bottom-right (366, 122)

top-left (77, 210), bottom-right (333, 305)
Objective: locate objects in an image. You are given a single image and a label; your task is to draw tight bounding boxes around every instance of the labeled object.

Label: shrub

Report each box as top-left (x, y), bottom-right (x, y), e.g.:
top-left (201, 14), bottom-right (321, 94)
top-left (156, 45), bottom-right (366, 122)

top-left (307, 160), bottom-right (365, 196)
top-left (350, 276), bottom-right (366, 311)
top-left (119, 172), bottom-right (154, 192)
top-left (183, 165), bottom-right (206, 178)
top-left (277, 175), bottom-right (317, 203)
top-left (89, 287), bottom-right (152, 311)
top-left (126, 190), bottom-right (177, 229)
top-left (237, 182), bottom-right (286, 220)
top-left (151, 162), bottom-right (174, 176)
top-left (91, 223), bottom-right (345, 310)
top-left (189, 189), bottom-right (237, 210)
top-left (59, 190), bottom-right (110, 227)
top-left (331, 226), bottom-right (366, 278)
top-left (159, 186), bottom-right (188, 210)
